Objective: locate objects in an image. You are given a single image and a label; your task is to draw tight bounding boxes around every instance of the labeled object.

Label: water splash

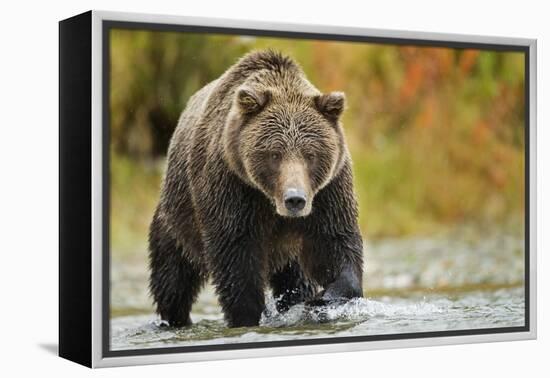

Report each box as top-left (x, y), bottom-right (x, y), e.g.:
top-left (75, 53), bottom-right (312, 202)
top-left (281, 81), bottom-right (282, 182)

top-left (261, 295), bottom-right (447, 328)
top-left (111, 287), bottom-right (524, 351)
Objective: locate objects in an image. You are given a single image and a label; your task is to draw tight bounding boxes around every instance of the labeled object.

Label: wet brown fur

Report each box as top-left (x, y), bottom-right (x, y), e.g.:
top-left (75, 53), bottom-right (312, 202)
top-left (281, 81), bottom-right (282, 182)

top-left (149, 50), bottom-right (363, 327)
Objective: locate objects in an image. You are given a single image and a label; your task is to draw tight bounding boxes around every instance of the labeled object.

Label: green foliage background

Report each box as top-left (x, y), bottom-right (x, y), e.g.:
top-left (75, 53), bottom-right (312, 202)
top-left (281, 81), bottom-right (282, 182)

top-left (110, 29), bottom-right (525, 254)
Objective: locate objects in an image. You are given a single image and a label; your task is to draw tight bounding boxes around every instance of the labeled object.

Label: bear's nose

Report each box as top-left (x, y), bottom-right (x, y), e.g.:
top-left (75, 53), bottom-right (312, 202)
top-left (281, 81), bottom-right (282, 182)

top-left (284, 188), bottom-right (306, 213)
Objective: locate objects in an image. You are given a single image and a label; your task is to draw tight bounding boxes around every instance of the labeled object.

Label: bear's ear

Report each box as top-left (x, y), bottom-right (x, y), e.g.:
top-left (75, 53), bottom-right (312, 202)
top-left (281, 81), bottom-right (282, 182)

top-left (236, 87), bottom-right (270, 115)
top-left (315, 91), bottom-right (346, 121)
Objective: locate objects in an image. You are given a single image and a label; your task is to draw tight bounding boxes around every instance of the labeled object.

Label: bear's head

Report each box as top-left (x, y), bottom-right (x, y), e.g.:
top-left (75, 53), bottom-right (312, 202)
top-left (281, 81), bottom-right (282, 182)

top-left (224, 72), bottom-right (347, 218)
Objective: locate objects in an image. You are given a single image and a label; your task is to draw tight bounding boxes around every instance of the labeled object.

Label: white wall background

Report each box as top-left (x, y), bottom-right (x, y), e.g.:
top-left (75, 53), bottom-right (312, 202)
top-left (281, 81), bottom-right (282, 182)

top-left (0, 0), bottom-right (546, 376)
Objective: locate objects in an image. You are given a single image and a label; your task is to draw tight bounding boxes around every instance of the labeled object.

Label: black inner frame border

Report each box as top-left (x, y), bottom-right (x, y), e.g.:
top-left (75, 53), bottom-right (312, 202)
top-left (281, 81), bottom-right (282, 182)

top-left (102, 19), bottom-right (531, 358)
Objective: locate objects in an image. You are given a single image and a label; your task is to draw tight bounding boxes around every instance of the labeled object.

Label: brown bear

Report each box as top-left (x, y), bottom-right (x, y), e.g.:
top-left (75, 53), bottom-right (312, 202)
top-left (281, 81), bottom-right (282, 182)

top-left (149, 50), bottom-right (363, 328)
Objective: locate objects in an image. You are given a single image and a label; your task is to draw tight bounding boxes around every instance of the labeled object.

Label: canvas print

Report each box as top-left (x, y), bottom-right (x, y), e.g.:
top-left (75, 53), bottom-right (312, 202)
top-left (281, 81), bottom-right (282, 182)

top-left (107, 27), bottom-right (526, 352)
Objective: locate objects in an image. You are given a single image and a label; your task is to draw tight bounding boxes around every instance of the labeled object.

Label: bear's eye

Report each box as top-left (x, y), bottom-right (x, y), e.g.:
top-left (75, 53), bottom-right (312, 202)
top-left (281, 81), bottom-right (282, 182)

top-left (270, 152), bottom-right (282, 162)
top-left (304, 152), bottom-right (316, 163)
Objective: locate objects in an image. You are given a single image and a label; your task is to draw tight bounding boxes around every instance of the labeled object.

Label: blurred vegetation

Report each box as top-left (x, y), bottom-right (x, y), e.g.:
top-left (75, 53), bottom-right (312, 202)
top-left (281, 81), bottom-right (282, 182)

top-left (110, 29), bottom-right (525, 252)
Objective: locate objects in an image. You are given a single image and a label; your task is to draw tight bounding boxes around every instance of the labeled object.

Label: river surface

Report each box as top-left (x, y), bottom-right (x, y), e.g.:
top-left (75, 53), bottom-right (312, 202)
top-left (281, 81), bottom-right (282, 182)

top-left (110, 227), bottom-right (525, 351)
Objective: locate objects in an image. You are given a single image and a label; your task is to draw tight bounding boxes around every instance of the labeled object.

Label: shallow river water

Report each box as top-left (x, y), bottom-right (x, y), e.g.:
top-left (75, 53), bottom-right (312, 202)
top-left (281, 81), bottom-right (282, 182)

top-left (111, 287), bottom-right (524, 350)
top-left (110, 227), bottom-right (525, 351)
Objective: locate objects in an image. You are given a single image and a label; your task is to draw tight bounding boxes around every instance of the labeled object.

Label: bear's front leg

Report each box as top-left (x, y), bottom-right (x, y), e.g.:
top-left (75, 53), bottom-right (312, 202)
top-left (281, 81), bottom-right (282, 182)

top-left (307, 263), bottom-right (363, 306)
top-left (208, 235), bottom-right (266, 327)
top-left (303, 232), bottom-right (364, 306)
